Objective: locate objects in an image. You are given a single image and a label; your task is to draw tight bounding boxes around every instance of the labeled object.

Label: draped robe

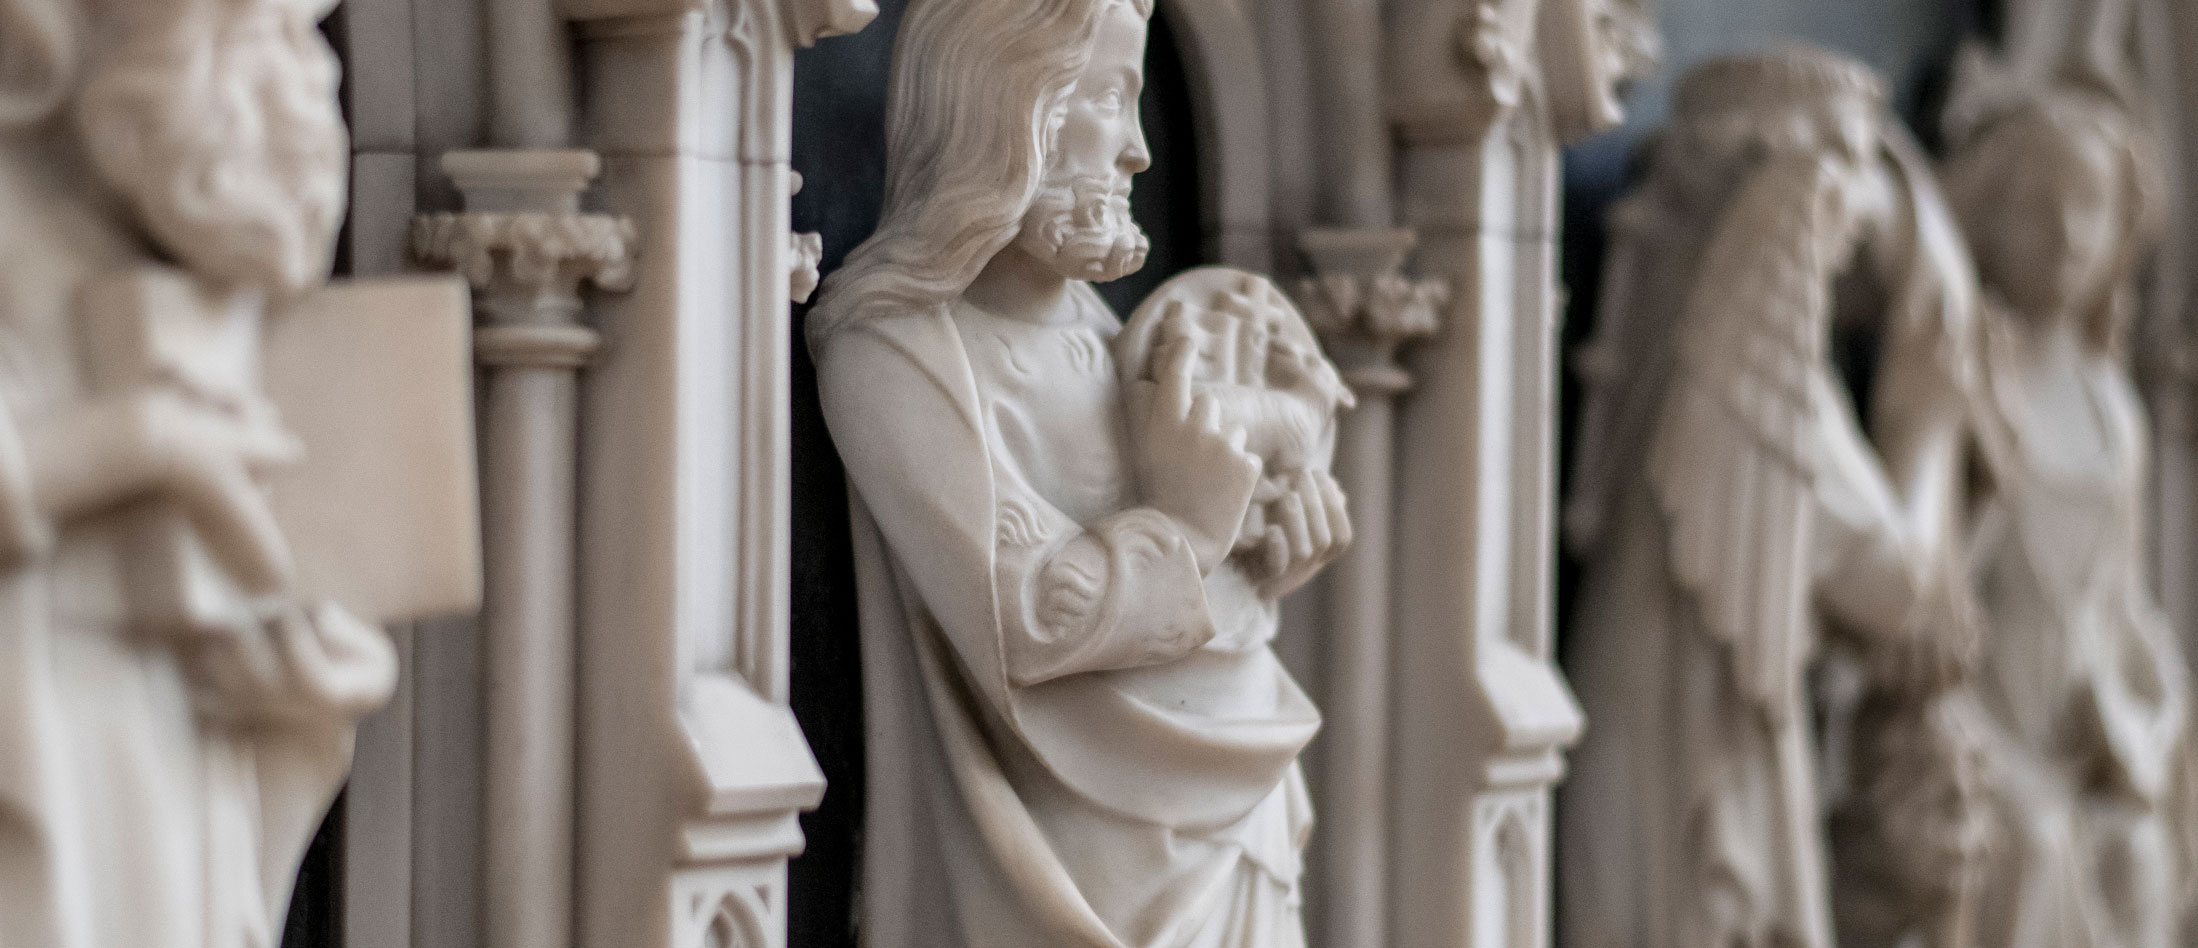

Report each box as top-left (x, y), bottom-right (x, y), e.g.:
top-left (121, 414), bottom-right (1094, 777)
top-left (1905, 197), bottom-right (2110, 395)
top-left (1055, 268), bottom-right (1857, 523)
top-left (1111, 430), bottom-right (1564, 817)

top-left (0, 152), bottom-right (394, 948)
top-left (817, 284), bottom-right (1318, 948)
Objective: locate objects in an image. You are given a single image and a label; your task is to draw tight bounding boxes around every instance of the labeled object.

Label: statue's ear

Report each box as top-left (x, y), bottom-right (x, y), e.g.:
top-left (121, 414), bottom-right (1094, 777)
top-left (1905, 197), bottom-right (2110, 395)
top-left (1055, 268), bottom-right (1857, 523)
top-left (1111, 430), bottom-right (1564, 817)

top-left (0, 0), bottom-right (74, 128)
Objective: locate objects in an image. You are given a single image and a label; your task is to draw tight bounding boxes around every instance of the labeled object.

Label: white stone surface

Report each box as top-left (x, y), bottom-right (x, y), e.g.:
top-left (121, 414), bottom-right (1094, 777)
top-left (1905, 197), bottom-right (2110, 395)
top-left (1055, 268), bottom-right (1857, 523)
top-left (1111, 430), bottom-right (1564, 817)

top-left (810, 2), bottom-right (1354, 943)
top-left (1942, 73), bottom-right (2192, 948)
top-left (1560, 49), bottom-right (1975, 948)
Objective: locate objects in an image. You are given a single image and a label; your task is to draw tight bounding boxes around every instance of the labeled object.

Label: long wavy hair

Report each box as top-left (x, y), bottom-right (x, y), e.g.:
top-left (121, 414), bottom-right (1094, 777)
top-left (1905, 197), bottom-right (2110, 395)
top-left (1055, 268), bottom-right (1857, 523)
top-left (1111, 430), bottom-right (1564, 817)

top-left (805, 0), bottom-right (1151, 349)
top-left (0, 0), bottom-right (77, 128)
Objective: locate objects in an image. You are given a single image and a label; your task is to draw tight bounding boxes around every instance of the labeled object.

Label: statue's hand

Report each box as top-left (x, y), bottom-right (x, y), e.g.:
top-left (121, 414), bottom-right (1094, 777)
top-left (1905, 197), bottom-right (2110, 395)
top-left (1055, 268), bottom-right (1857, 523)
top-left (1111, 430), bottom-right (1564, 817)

top-left (1134, 315), bottom-right (1263, 575)
top-left (1249, 470), bottom-right (1351, 600)
top-left (28, 385), bottom-right (303, 589)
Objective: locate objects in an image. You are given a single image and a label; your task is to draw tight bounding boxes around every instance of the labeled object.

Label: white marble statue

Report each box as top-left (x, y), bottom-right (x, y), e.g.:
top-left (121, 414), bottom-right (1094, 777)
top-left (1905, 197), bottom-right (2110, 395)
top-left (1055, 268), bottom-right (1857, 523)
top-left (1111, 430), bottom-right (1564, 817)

top-left (1941, 79), bottom-right (2193, 948)
top-left (807, 0), bottom-right (1353, 944)
top-left (1560, 49), bottom-right (1974, 948)
top-left (0, 0), bottom-right (415, 944)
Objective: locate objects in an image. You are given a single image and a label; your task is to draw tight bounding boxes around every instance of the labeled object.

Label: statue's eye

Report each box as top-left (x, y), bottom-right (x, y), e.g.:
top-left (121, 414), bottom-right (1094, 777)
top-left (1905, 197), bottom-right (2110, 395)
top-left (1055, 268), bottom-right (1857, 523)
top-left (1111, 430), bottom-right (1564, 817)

top-left (1097, 89), bottom-right (1124, 112)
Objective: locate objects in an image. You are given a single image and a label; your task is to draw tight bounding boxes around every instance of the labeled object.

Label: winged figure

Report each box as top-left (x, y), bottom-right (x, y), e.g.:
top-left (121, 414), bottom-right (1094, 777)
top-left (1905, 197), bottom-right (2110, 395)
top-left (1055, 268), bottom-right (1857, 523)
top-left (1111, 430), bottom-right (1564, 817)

top-left (1559, 49), bottom-right (1974, 948)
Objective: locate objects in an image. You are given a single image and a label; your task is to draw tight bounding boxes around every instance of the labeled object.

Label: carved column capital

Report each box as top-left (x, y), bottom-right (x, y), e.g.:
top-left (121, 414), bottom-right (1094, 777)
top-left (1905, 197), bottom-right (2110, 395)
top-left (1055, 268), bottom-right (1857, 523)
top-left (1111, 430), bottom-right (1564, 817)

top-left (406, 147), bottom-right (637, 948)
top-left (410, 149), bottom-right (638, 369)
top-left (412, 150), bottom-right (637, 298)
top-left (1296, 228), bottom-right (1450, 395)
top-left (413, 210), bottom-right (639, 298)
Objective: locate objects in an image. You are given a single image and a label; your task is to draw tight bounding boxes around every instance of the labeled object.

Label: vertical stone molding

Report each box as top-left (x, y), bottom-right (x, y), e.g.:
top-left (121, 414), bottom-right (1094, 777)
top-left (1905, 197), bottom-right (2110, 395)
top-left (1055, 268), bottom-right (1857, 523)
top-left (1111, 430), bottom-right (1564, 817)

top-left (1379, 1), bottom-right (1648, 946)
top-left (411, 148), bottom-right (638, 948)
top-left (1295, 227), bottom-right (1447, 948)
top-left (553, 1), bottom-right (871, 946)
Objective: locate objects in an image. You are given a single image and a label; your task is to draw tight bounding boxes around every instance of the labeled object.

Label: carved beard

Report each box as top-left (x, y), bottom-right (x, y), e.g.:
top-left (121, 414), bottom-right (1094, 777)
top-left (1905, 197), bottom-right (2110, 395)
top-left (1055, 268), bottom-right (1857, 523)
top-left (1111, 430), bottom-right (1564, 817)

top-left (1013, 172), bottom-right (1149, 284)
top-left (74, 0), bottom-right (347, 297)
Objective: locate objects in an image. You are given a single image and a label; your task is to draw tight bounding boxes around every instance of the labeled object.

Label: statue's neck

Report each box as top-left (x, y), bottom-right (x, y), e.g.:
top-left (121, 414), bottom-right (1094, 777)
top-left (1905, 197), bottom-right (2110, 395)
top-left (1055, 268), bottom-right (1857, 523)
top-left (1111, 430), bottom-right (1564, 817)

top-left (965, 244), bottom-right (1077, 325)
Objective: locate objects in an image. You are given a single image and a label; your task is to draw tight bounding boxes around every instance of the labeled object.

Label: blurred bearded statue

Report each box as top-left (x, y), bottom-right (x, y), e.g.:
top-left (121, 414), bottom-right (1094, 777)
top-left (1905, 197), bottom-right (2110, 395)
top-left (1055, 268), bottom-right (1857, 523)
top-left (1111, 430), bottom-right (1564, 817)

top-left (0, 0), bottom-right (399, 945)
top-left (808, 0), bottom-right (1355, 944)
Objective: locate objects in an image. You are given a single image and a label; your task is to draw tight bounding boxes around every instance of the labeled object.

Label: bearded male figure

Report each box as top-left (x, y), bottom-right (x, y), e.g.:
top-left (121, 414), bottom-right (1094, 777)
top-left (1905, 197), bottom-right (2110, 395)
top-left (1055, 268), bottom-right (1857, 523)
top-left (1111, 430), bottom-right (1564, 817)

top-left (808, 0), bottom-right (1352, 944)
top-left (0, 0), bottom-right (396, 945)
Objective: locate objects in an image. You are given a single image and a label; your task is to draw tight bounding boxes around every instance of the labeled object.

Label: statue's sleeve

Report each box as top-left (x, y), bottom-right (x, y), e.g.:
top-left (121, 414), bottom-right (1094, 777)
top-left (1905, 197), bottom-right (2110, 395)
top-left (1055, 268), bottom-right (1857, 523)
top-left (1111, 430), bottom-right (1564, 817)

top-left (990, 482), bottom-right (1213, 686)
top-left (817, 319), bottom-right (1215, 694)
top-left (1808, 373), bottom-right (1922, 639)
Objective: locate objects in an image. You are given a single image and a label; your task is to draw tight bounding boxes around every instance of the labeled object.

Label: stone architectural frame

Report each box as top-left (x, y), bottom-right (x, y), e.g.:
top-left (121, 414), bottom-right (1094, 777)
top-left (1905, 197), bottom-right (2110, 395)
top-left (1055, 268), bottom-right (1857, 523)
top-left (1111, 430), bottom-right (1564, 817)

top-left (322, 0), bottom-right (1644, 947)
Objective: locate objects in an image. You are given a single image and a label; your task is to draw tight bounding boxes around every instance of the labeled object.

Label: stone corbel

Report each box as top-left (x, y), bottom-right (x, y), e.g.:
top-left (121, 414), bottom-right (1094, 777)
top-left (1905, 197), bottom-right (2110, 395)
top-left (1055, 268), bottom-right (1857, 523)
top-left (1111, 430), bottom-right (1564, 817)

top-left (1387, 0), bottom-right (1541, 144)
top-left (1294, 227), bottom-right (1447, 948)
top-left (788, 0), bottom-right (877, 46)
top-left (1537, 0), bottom-right (1661, 143)
top-left (410, 148), bottom-right (637, 948)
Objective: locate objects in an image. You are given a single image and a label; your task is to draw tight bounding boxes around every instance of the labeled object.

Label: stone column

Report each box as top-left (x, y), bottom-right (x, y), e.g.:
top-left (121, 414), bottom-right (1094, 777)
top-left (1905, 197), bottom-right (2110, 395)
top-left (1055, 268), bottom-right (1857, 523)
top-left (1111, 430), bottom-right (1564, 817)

top-left (1379, 0), bottom-right (1647, 945)
top-left (1296, 228), bottom-right (1446, 948)
top-left (552, 0), bottom-right (871, 945)
top-left (412, 149), bottom-right (637, 948)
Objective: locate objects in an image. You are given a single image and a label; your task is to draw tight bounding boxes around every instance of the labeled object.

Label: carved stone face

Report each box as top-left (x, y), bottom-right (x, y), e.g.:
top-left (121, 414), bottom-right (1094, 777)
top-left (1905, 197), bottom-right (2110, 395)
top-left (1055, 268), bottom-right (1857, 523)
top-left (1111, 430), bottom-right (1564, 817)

top-left (75, 0), bottom-right (348, 297)
top-left (1983, 123), bottom-right (2123, 319)
top-left (1009, 0), bottom-right (1153, 284)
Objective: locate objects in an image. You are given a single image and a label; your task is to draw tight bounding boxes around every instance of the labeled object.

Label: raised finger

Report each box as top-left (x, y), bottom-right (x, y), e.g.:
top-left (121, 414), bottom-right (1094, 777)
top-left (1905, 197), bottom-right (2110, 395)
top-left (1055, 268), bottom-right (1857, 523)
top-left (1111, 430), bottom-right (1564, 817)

top-left (1264, 524), bottom-right (1289, 579)
top-left (1238, 499), bottom-right (1267, 552)
top-left (1279, 489), bottom-right (1312, 562)
top-left (1298, 473), bottom-right (1332, 553)
top-left (1160, 298), bottom-right (1192, 344)
top-left (1320, 474), bottom-right (1355, 551)
top-left (1158, 334), bottom-right (1197, 421)
top-left (1191, 390), bottom-right (1223, 435)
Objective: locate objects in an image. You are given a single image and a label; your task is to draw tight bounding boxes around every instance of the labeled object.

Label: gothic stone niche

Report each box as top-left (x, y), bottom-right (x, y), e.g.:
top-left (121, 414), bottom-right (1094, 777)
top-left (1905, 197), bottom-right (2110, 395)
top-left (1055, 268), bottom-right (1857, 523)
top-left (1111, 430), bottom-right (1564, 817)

top-left (0, 0), bottom-right (478, 945)
top-left (806, 0), bottom-right (1354, 944)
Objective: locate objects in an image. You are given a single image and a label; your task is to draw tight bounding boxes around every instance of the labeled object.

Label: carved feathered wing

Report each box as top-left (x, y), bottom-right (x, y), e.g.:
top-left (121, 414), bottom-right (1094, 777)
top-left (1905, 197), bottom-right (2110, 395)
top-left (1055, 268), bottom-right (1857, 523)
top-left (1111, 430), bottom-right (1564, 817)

top-left (1650, 158), bottom-right (1844, 724)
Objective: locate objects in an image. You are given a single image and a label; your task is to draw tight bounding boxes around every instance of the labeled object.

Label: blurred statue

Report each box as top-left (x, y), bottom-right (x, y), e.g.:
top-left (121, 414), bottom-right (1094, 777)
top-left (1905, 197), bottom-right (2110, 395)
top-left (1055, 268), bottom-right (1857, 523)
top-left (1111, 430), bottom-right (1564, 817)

top-left (0, 0), bottom-right (405, 945)
top-left (1942, 74), bottom-right (2192, 948)
top-left (1560, 49), bottom-right (1975, 948)
top-left (807, 0), bottom-right (1353, 944)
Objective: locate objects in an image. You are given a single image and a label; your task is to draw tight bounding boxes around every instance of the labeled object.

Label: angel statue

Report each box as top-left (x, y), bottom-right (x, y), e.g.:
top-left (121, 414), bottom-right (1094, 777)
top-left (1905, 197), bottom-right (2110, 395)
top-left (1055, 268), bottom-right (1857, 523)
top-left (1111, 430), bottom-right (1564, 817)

top-left (806, 0), bottom-right (1355, 945)
top-left (1940, 70), bottom-right (2192, 948)
top-left (0, 0), bottom-right (409, 944)
top-left (1558, 49), bottom-right (1978, 948)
